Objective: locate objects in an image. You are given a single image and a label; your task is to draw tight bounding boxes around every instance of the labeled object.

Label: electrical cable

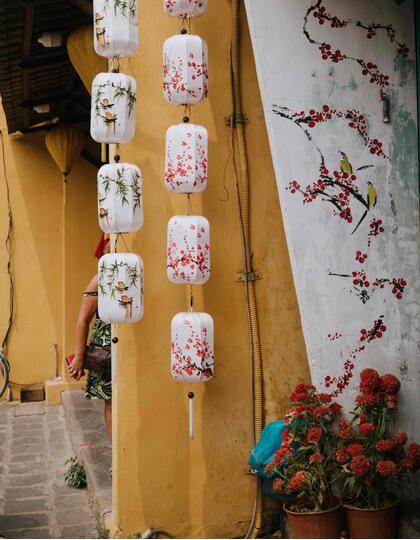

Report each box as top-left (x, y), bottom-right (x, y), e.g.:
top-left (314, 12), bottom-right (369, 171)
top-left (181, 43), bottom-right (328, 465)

top-left (229, 1), bottom-right (265, 537)
top-left (0, 130), bottom-right (14, 353)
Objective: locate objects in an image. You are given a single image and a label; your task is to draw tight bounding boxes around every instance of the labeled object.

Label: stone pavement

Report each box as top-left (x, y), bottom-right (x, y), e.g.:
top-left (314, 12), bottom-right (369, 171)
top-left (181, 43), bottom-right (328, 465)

top-left (0, 401), bottom-right (98, 539)
top-left (61, 391), bottom-right (112, 529)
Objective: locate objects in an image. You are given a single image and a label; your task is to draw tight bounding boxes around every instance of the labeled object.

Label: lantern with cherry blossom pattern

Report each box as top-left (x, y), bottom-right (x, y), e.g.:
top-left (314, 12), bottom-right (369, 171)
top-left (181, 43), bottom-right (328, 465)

top-left (163, 34), bottom-right (208, 105)
top-left (94, 0), bottom-right (139, 58)
top-left (97, 163), bottom-right (143, 233)
top-left (171, 312), bottom-right (214, 382)
top-left (163, 0), bottom-right (208, 18)
top-left (91, 72), bottom-right (136, 144)
top-left (167, 215), bottom-right (210, 284)
top-left (98, 253), bottom-right (144, 324)
top-left (165, 123), bottom-right (208, 193)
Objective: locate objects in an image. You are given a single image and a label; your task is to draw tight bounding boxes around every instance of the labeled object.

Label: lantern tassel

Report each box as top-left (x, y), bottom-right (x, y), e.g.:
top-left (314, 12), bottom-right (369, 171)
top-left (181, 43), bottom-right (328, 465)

top-left (188, 391), bottom-right (194, 440)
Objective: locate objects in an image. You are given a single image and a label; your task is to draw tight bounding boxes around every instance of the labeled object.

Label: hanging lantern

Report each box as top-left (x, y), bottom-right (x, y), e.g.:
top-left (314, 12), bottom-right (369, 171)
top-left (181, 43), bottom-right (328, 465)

top-left (163, 34), bottom-right (208, 105)
top-left (171, 312), bottom-right (214, 382)
top-left (98, 253), bottom-right (144, 324)
top-left (165, 123), bottom-right (208, 193)
top-left (98, 163), bottom-right (143, 233)
top-left (45, 126), bottom-right (86, 177)
top-left (163, 0), bottom-right (208, 18)
top-left (91, 72), bottom-right (136, 144)
top-left (93, 0), bottom-right (139, 58)
top-left (167, 215), bottom-right (210, 284)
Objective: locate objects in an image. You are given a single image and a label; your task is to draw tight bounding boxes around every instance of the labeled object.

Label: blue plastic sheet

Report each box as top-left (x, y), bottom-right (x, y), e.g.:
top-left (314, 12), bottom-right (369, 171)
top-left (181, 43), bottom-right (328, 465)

top-left (248, 420), bottom-right (293, 501)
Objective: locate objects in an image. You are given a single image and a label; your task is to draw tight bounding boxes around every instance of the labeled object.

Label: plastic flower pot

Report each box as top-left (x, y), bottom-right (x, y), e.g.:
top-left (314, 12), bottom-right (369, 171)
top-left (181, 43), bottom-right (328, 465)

top-left (283, 500), bottom-right (342, 539)
top-left (344, 500), bottom-right (397, 539)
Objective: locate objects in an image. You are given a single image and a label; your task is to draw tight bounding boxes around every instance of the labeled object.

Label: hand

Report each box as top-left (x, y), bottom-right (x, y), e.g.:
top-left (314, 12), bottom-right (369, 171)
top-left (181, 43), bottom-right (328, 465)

top-left (69, 354), bottom-right (85, 380)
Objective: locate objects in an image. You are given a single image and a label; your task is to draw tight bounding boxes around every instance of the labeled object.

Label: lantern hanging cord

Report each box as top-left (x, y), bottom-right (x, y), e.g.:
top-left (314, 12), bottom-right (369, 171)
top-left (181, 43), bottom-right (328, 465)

top-left (0, 131), bottom-right (14, 355)
top-left (180, 16), bottom-right (191, 35)
top-left (188, 285), bottom-right (194, 312)
top-left (116, 233), bottom-right (129, 252)
top-left (186, 193), bottom-right (193, 215)
top-left (110, 55), bottom-right (120, 73)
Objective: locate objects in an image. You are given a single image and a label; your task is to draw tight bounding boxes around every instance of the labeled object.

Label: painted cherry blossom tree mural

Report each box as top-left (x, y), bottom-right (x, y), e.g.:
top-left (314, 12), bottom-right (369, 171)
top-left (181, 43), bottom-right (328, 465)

top-left (244, 0), bottom-right (418, 407)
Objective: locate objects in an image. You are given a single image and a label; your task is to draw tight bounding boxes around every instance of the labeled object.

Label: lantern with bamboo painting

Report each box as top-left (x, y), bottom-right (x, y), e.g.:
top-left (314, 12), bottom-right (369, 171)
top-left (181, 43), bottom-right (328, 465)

top-left (91, 72), bottom-right (136, 144)
top-left (171, 312), bottom-right (214, 382)
top-left (94, 0), bottom-right (138, 58)
top-left (98, 253), bottom-right (144, 324)
top-left (163, 0), bottom-right (208, 18)
top-left (163, 34), bottom-right (208, 105)
top-left (165, 123), bottom-right (208, 193)
top-left (98, 163), bottom-right (143, 233)
top-left (167, 215), bottom-right (210, 284)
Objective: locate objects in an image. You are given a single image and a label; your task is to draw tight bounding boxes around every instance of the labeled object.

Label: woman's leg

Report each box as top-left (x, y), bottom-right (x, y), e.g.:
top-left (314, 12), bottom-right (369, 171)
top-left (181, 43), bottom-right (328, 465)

top-left (104, 398), bottom-right (112, 442)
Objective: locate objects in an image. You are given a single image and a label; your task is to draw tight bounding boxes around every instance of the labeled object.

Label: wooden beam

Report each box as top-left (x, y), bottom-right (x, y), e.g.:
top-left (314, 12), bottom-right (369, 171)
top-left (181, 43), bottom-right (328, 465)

top-left (67, 0), bottom-right (93, 16)
top-left (22, 3), bottom-right (34, 128)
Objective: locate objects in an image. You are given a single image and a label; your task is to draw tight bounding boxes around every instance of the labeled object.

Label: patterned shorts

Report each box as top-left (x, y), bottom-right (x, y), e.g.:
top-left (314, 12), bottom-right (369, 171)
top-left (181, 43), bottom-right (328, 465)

top-left (85, 369), bottom-right (112, 400)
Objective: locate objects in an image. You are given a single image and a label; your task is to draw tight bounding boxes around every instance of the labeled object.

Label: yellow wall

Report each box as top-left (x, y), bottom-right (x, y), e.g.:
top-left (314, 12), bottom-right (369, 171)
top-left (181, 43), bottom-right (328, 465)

top-left (0, 104), bottom-right (99, 399)
top-left (84, 2), bottom-right (311, 537)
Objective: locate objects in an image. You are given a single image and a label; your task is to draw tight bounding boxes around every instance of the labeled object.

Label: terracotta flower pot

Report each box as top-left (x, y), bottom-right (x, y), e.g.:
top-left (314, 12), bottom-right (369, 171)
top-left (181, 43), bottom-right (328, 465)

top-left (344, 500), bottom-right (397, 539)
top-left (283, 500), bottom-right (343, 539)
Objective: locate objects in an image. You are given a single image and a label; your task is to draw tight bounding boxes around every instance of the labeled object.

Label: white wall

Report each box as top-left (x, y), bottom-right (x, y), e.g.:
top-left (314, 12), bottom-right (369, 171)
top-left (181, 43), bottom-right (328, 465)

top-left (245, 0), bottom-right (419, 438)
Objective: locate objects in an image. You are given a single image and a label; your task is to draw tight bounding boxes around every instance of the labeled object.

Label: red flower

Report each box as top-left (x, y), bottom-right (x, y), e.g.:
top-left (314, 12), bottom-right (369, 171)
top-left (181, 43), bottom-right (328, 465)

top-left (394, 432), bottom-right (408, 446)
top-left (346, 443), bottom-right (364, 457)
top-left (309, 452), bottom-right (324, 464)
top-left (307, 426), bottom-right (322, 443)
top-left (264, 462), bottom-right (275, 473)
top-left (339, 419), bottom-right (350, 430)
top-left (376, 460), bottom-right (397, 477)
top-left (339, 426), bottom-right (354, 439)
top-left (272, 478), bottom-right (285, 492)
top-left (288, 470), bottom-right (307, 491)
top-left (329, 402), bottom-right (342, 415)
top-left (356, 393), bottom-right (380, 406)
top-left (318, 393), bottom-right (332, 403)
top-left (350, 455), bottom-right (371, 476)
top-left (376, 439), bottom-right (395, 453)
top-left (336, 448), bottom-right (349, 464)
top-left (290, 392), bottom-right (309, 402)
top-left (294, 383), bottom-right (316, 393)
top-left (380, 373), bottom-right (401, 395)
top-left (313, 406), bottom-right (329, 416)
top-left (359, 423), bottom-right (375, 435)
top-left (360, 368), bottom-right (381, 394)
top-left (407, 443), bottom-right (420, 466)
top-left (386, 394), bottom-right (398, 409)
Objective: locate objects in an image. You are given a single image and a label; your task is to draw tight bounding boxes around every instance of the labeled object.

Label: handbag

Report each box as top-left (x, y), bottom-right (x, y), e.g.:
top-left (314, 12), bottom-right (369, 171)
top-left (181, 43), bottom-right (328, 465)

top-left (83, 345), bottom-right (111, 375)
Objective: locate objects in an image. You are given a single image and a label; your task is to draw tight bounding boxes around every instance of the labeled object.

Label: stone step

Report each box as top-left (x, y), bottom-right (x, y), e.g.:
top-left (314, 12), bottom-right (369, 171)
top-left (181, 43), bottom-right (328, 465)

top-left (61, 390), bottom-right (112, 530)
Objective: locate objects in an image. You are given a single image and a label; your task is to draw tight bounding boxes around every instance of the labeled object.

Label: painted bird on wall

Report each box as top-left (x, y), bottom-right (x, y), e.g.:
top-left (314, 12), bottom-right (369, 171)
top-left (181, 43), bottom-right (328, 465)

top-left (352, 181), bottom-right (377, 234)
top-left (339, 151), bottom-right (353, 175)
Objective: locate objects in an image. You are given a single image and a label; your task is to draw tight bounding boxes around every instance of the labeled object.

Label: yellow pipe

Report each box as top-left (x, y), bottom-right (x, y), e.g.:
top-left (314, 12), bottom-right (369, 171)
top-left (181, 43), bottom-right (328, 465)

top-left (231, 0), bottom-right (264, 537)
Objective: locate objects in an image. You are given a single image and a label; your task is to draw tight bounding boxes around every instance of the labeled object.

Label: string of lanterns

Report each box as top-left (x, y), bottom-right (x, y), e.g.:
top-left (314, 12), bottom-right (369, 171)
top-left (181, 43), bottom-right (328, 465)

top-left (163, 0), bottom-right (214, 439)
top-left (91, 0), bottom-right (143, 325)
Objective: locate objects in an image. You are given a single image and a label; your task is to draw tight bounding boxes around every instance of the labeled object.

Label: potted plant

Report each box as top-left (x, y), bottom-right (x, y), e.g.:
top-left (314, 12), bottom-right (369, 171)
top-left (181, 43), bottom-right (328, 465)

top-left (266, 383), bottom-right (343, 539)
top-left (335, 368), bottom-right (420, 539)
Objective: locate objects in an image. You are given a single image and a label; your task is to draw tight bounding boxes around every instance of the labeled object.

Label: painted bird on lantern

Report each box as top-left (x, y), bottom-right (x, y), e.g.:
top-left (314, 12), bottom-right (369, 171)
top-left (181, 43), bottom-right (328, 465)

top-left (339, 151), bottom-right (353, 175)
top-left (115, 281), bottom-right (129, 292)
top-left (99, 207), bottom-right (110, 228)
top-left (100, 98), bottom-right (114, 110)
top-left (352, 181), bottom-right (377, 234)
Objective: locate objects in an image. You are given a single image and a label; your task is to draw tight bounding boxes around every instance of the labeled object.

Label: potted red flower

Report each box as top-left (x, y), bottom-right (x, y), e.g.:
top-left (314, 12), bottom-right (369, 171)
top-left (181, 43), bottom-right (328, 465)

top-left (266, 383), bottom-right (343, 539)
top-left (335, 368), bottom-right (420, 539)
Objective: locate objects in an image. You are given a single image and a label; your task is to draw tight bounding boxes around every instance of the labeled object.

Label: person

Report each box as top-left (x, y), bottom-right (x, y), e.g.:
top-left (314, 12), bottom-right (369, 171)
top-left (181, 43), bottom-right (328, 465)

top-left (68, 235), bottom-right (112, 441)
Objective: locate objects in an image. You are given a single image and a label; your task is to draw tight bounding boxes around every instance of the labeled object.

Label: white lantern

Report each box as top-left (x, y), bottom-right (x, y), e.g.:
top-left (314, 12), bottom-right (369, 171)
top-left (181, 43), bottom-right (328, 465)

top-left (167, 215), bottom-right (210, 284)
top-left (91, 72), bottom-right (136, 144)
top-left (171, 312), bottom-right (214, 382)
top-left (94, 0), bottom-right (138, 58)
top-left (163, 34), bottom-right (208, 105)
top-left (98, 253), bottom-right (144, 324)
top-left (98, 163), bottom-right (143, 233)
top-left (165, 123), bottom-right (208, 193)
top-left (163, 0), bottom-right (208, 18)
